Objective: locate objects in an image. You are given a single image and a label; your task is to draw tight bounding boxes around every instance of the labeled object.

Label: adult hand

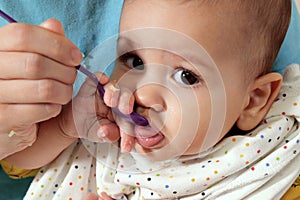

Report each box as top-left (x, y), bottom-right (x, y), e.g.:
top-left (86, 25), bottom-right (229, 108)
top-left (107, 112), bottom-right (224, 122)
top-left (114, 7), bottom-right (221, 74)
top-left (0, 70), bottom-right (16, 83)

top-left (0, 18), bottom-right (81, 159)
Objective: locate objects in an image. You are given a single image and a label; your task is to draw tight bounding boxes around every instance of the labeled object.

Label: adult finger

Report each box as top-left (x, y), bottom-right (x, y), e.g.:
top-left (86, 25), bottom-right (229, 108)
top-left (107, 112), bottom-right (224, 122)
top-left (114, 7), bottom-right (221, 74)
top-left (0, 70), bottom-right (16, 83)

top-left (0, 128), bottom-right (37, 160)
top-left (0, 79), bottom-right (73, 104)
top-left (0, 23), bottom-right (82, 66)
top-left (40, 18), bottom-right (65, 36)
top-left (0, 52), bottom-right (77, 84)
top-left (0, 104), bottom-right (61, 133)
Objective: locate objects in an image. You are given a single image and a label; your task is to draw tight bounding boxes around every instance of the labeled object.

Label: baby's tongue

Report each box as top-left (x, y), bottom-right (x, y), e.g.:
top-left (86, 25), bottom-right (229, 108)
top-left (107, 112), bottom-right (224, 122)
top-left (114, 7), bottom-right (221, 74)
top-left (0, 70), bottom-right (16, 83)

top-left (134, 126), bottom-right (164, 148)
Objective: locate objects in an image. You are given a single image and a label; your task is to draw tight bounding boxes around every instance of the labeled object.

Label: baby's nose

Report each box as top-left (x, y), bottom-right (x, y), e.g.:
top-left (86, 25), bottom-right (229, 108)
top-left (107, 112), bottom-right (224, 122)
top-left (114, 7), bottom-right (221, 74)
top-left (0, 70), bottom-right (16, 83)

top-left (134, 85), bottom-right (166, 112)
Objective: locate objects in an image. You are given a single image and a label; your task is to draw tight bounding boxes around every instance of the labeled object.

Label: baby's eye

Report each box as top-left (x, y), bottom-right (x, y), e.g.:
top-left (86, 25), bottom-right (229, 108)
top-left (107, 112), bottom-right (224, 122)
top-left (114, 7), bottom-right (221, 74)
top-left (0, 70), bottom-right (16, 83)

top-left (121, 53), bottom-right (144, 70)
top-left (173, 68), bottom-right (200, 85)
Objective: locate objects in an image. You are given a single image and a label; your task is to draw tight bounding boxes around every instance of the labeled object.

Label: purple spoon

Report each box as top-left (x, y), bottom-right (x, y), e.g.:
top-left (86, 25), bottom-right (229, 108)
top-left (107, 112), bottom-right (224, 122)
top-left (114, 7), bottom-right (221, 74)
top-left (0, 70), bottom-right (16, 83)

top-left (0, 9), bottom-right (149, 126)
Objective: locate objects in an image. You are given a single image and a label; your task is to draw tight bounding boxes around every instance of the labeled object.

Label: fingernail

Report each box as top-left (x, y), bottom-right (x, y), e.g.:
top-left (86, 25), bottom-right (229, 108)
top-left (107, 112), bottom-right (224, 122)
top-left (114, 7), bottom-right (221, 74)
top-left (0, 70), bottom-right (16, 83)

top-left (111, 87), bottom-right (120, 107)
top-left (71, 48), bottom-right (82, 64)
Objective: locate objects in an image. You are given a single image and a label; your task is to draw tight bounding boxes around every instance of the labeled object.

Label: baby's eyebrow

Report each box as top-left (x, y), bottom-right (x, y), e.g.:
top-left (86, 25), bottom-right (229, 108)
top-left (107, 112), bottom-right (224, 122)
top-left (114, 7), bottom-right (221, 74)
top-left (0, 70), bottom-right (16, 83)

top-left (117, 35), bottom-right (140, 54)
top-left (117, 35), bottom-right (139, 47)
top-left (117, 34), bottom-right (214, 71)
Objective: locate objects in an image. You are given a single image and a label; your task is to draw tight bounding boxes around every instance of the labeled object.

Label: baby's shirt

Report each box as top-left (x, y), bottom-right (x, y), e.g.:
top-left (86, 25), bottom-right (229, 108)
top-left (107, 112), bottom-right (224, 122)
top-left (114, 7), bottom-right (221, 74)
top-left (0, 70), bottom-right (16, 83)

top-left (24, 65), bottom-right (300, 200)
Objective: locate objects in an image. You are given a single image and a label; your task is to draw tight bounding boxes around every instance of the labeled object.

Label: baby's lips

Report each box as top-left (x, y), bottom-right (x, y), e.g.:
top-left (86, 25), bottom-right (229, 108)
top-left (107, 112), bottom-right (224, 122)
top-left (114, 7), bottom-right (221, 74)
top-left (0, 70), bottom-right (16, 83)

top-left (134, 125), bottom-right (159, 138)
top-left (134, 125), bottom-right (165, 148)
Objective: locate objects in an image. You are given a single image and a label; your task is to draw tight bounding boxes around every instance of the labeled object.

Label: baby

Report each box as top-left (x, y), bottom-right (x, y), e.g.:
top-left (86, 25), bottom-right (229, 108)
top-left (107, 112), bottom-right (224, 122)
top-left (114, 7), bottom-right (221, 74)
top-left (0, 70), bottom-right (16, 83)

top-left (6, 0), bottom-right (300, 199)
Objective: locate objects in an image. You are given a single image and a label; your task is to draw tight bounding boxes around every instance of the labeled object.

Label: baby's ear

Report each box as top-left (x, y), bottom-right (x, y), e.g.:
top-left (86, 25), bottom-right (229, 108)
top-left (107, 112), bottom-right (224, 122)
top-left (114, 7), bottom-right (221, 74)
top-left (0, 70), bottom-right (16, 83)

top-left (236, 73), bottom-right (282, 131)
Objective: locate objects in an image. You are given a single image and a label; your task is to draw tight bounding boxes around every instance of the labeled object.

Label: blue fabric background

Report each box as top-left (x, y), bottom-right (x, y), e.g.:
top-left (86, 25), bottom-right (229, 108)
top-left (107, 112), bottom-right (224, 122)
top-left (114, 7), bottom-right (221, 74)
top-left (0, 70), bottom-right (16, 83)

top-left (274, 0), bottom-right (300, 74)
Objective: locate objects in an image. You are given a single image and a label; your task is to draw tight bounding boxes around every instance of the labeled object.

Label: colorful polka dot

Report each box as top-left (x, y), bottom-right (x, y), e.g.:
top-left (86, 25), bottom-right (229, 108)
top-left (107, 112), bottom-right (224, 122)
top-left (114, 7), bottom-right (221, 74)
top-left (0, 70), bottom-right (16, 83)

top-left (277, 136), bottom-right (281, 140)
top-left (257, 150), bottom-right (261, 154)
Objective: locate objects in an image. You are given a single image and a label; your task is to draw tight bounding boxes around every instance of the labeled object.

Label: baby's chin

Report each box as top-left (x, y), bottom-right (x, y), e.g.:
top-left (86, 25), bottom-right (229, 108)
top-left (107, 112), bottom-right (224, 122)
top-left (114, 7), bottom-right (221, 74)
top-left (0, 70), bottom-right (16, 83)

top-left (133, 141), bottom-right (194, 162)
top-left (133, 139), bottom-right (166, 156)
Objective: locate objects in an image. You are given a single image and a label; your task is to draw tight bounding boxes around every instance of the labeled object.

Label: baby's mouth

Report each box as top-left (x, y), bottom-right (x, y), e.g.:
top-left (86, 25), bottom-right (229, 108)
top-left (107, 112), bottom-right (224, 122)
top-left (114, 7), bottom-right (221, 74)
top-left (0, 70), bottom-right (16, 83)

top-left (134, 125), bottom-right (165, 148)
top-left (133, 106), bottom-right (165, 148)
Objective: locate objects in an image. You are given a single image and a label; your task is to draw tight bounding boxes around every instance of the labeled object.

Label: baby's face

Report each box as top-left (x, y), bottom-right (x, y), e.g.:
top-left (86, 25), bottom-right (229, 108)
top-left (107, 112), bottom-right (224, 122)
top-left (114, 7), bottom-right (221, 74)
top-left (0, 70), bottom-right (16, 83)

top-left (111, 0), bottom-right (252, 160)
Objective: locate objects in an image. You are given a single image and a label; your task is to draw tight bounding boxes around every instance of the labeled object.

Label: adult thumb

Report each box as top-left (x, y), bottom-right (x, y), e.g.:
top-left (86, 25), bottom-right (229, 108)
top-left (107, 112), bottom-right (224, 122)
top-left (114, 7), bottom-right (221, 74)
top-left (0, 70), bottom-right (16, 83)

top-left (40, 18), bottom-right (65, 36)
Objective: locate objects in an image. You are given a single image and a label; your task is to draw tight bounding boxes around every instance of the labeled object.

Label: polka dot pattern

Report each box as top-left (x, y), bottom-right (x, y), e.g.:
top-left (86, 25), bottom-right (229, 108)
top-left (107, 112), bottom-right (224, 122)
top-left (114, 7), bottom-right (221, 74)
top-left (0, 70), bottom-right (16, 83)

top-left (24, 64), bottom-right (300, 200)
